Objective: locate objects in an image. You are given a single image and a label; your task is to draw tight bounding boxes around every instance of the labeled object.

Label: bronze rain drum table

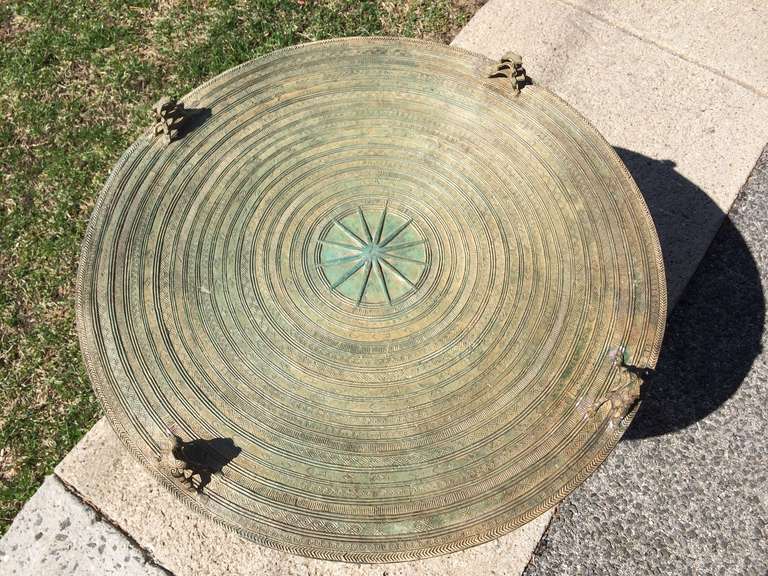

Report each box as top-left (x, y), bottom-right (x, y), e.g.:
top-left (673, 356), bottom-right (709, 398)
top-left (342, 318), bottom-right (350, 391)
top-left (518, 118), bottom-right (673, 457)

top-left (76, 38), bottom-right (666, 562)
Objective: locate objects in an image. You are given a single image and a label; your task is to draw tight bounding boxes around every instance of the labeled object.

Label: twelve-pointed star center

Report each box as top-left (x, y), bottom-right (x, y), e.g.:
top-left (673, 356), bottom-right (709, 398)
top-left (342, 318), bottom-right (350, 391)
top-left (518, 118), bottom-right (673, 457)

top-left (317, 206), bottom-right (428, 306)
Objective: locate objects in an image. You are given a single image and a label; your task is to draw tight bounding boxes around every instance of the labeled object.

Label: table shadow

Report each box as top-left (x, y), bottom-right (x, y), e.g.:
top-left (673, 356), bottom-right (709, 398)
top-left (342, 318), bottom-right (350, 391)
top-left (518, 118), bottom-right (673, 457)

top-left (614, 148), bottom-right (765, 439)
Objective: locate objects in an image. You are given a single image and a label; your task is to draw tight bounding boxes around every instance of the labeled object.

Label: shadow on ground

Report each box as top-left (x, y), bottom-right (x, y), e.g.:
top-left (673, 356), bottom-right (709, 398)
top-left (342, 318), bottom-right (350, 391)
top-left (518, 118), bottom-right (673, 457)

top-left (615, 148), bottom-right (765, 439)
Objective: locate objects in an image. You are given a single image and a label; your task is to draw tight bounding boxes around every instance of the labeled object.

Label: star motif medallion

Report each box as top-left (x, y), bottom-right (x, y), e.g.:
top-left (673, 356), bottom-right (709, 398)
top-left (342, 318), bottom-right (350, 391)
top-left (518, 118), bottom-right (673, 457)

top-left (318, 205), bottom-right (428, 306)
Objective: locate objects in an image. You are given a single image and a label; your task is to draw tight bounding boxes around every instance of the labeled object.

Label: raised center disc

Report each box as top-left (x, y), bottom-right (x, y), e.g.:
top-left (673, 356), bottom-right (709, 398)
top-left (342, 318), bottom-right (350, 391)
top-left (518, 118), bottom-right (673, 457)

top-left (317, 205), bottom-right (429, 307)
top-left (362, 244), bottom-right (382, 259)
top-left (76, 37), bottom-right (666, 563)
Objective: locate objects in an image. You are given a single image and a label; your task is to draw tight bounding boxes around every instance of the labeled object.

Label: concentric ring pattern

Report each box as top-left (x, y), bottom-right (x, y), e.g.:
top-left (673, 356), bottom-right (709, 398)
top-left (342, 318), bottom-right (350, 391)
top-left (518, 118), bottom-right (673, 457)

top-left (76, 38), bottom-right (666, 562)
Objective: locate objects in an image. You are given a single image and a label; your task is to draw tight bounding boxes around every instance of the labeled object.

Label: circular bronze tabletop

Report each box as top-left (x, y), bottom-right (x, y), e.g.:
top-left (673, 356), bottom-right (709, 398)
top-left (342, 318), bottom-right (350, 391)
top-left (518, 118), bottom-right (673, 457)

top-left (77, 37), bottom-right (666, 562)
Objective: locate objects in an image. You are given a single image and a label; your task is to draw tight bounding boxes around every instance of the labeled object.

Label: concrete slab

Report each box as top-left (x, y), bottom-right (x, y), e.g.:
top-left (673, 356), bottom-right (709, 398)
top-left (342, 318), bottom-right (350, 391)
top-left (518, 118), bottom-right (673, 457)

top-left (452, 0), bottom-right (768, 303)
top-left (0, 475), bottom-right (168, 576)
top-left (561, 0), bottom-right (768, 97)
top-left (524, 144), bottom-right (768, 575)
top-left (55, 418), bottom-right (552, 576)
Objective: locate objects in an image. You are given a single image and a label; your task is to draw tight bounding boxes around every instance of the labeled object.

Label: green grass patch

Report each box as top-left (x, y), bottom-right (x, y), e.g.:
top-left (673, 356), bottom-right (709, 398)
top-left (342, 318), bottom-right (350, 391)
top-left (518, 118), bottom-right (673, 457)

top-left (0, 0), bottom-right (479, 534)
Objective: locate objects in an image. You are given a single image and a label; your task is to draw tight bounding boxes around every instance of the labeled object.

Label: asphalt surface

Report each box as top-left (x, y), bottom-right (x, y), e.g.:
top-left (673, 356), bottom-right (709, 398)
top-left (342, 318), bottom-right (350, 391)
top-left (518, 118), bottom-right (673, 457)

top-left (524, 146), bottom-right (768, 576)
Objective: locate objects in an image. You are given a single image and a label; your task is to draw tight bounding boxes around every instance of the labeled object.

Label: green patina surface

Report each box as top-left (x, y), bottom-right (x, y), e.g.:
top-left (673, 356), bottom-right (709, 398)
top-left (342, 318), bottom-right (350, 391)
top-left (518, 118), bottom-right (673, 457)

top-left (75, 38), bottom-right (665, 561)
top-left (0, 0), bottom-right (478, 535)
top-left (319, 207), bottom-right (428, 304)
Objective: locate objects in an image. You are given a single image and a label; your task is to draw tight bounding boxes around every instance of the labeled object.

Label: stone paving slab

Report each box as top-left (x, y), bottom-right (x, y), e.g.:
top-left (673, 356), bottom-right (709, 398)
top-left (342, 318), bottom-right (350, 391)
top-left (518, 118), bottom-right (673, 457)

top-left (524, 145), bottom-right (768, 575)
top-left (0, 475), bottom-right (168, 576)
top-left (55, 418), bottom-right (551, 576)
top-left (558, 0), bottom-right (768, 96)
top-left (452, 0), bottom-right (768, 304)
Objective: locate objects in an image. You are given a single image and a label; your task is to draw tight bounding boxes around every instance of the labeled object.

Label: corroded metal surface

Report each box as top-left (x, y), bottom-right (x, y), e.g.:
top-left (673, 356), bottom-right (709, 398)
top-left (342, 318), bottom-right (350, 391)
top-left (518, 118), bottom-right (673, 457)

top-left (76, 37), bottom-right (666, 562)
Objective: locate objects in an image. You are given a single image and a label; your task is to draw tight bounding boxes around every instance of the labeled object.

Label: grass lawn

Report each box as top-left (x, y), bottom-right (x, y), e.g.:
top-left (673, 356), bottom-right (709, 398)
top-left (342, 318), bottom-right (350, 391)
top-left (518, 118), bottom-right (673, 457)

top-left (0, 0), bottom-right (480, 534)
